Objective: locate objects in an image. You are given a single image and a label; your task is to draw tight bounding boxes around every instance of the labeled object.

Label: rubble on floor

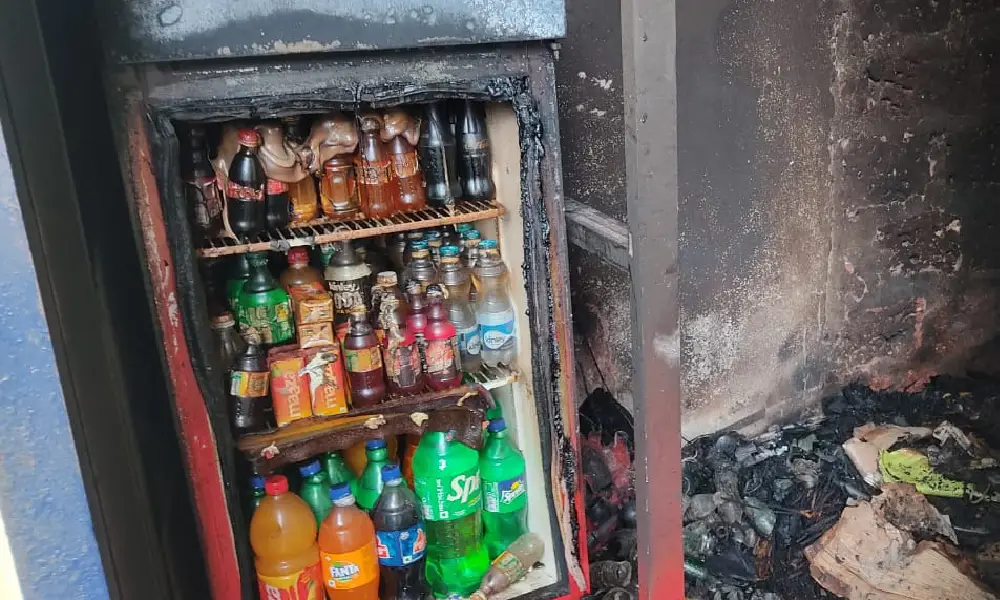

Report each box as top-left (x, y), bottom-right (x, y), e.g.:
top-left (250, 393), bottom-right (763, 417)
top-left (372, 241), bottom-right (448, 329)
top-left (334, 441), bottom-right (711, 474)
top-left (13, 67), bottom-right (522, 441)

top-left (684, 377), bottom-right (1000, 600)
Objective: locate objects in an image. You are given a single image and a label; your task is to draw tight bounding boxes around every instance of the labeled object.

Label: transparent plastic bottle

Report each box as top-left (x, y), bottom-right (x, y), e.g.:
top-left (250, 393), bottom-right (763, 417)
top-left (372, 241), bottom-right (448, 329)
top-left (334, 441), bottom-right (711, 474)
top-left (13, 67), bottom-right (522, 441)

top-left (403, 241), bottom-right (437, 293)
top-left (469, 533), bottom-right (545, 600)
top-left (439, 245), bottom-right (482, 373)
top-left (475, 240), bottom-right (517, 368)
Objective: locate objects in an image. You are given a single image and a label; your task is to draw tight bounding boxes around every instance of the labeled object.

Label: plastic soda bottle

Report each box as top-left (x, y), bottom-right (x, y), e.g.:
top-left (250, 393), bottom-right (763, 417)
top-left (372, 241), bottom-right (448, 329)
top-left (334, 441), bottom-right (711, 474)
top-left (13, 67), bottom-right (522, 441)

top-left (480, 418), bottom-right (528, 558)
top-left (318, 482), bottom-right (380, 599)
top-left (299, 459), bottom-right (334, 526)
top-left (323, 451), bottom-right (358, 496)
top-left (469, 533), bottom-right (545, 600)
top-left (439, 245), bottom-right (482, 373)
top-left (250, 475), bottom-right (323, 600)
top-left (400, 434), bottom-right (420, 489)
top-left (413, 429), bottom-right (490, 598)
top-left (475, 240), bottom-right (517, 367)
top-left (356, 439), bottom-right (390, 512)
top-left (373, 465), bottom-right (428, 600)
top-left (249, 474), bottom-right (266, 515)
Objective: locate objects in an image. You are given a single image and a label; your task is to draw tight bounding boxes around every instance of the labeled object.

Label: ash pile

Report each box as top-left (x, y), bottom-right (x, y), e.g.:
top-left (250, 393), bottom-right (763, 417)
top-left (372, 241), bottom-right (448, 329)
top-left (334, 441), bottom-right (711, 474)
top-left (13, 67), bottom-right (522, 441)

top-left (684, 377), bottom-right (1000, 600)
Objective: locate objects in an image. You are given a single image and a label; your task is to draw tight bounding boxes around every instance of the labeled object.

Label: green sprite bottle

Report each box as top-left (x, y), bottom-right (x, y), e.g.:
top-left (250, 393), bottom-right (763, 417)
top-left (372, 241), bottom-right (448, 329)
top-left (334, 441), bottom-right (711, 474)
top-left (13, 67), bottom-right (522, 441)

top-left (298, 460), bottom-right (333, 525)
top-left (322, 451), bottom-right (358, 497)
top-left (225, 254), bottom-right (252, 313)
top-left (480, 418), bottom-right (528, 559)
top-left (249, 474), bottom-right (266, 515)
top-left (413, 430), bottom-right (489, 598)
top-left (355, 439), bottom-right (390, 512)
top-left (236, 251), bottom-right (294, 345)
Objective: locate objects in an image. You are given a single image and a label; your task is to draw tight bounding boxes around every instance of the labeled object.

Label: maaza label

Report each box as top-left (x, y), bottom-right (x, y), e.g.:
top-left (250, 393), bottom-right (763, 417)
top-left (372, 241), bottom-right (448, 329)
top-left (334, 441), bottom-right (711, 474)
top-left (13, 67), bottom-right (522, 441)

top-left (383, 342), bottom-right (422, 388)
top-left (415, 465), bottom-right (481, 522)
top-left (456, 324), bottom-right (482, 358)
top-left (344, 347), bottom-right (382, 373)
top-left (479, 309), bottom-right (515, 351)
top-left (391, 151), bottom-right (421, 179)
top-left (226, 179), bottom-right (264, 201)
top-left (257, 561), bottom-right (323, 600)
top-left (425, 337), bottom-right (461, 374)
top-left (321, 541), bottom-right (378, 590)
top-left (229, 370), bottom-right (269, 397)
top-left (484, 473), bottom-right (527, 514)
top-left (375, 522), bottom-right (427, 567)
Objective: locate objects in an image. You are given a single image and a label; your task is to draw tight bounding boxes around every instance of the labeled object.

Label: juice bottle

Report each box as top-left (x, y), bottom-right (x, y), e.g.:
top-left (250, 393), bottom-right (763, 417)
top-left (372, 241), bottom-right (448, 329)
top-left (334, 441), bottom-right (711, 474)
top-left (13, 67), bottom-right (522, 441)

top-left (342, 306), bottom-right (386, 408)
top-left (355, 114), bottom-right (398, 219)
top-left (381, 109), bottom-right (426, 214)
top-left (356, 439), bottom-right (390, 512)
top-left (318, 482), bottom-right (380, 599)
top-left (250, 475), bottom-right (323, 600)
top-left (424, 285), bottom-right (463, 391)
top-left (378, 295), bottom-right (424, 397)
top-left (279, 247), bottom-right (326, 302)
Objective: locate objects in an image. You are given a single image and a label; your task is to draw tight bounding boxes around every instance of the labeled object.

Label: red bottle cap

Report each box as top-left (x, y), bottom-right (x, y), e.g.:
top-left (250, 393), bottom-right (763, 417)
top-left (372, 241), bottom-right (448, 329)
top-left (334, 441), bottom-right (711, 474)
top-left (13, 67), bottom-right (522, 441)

top-left (238, 128), bottom-right (260, 148)
top-left (287, 247), bottom-right (310, 265)
top-left (264, 475), bottom-right (289, 496)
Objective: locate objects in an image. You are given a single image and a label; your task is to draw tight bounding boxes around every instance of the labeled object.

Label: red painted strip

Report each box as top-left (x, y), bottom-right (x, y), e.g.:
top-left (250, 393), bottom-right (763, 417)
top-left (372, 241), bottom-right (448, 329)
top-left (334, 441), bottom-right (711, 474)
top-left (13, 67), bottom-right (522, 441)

top-left (128, 109), bottom-right (241, 600)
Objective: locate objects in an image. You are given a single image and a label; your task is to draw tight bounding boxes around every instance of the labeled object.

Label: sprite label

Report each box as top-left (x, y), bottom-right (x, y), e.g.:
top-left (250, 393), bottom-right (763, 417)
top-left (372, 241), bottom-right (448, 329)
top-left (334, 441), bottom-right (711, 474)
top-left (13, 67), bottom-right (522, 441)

top-left (415, 465), bottom-right (481, 522)
top-left (483, 474), bottom-right (527, 514)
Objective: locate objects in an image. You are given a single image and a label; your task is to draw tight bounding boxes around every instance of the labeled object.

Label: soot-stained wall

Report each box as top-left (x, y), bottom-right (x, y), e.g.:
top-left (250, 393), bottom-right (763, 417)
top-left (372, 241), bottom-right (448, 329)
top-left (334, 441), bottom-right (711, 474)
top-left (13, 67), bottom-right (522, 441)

top-left (677, 0), bottom-right (1000, 437)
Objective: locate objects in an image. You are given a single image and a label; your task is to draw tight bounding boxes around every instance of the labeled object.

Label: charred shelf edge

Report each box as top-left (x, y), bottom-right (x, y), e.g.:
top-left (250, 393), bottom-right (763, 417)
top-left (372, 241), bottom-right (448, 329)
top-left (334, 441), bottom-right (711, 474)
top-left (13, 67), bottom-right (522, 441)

top-left (197, 199), bottom-right (504, 258)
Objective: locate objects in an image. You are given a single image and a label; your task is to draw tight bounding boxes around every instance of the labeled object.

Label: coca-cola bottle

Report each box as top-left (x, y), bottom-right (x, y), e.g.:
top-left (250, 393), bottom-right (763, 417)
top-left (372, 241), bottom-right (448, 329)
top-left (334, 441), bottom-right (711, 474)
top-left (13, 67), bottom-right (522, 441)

top-left (423, 284), bottom-right (462, 391)
top-left (457, 101), bottom-right (496, 202)
top-left (418, 101), bottom-right (462, 209)
top-left (181, 125), bottom-right (222, 239)
top-left (355, 114), bottom-right (398, 219)
top-left (265, 178), bottom-right (291, 230)
top-left (226, 128), bottom-right (267, 238)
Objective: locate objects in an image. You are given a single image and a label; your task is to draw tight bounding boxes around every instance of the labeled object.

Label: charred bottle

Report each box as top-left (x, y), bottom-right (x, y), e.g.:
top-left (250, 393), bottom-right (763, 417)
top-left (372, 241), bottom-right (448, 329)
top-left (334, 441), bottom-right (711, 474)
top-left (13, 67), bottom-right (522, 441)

top-left (320, 155), bottom-right (359, 221)
top-left (265, 178), bottom-right (291, 230)
top-left (457, 101), bottom-right (496, 202)
top-left (324, 240), bottom-right (372, 340)
top-left (342, 306), bottom-right (387, 408)
top-left (419, 102), bottom-right (462, 209)
top-left (281, 116), bottom-right (320, 224)
top-left (229, 343), bottom-right (276, 434)
top-left (226, 128), bottom-right (267, 238)
top-left (355, 114), bottom-right (398, 219)
top-left (381, 110), bottom-right (426, 213)
top-left (424, 285), bottom-right (463, 391)
top-left (378, 295), bottom-right (424, 397)
top-left (181, 125), bottom-right (222, 239)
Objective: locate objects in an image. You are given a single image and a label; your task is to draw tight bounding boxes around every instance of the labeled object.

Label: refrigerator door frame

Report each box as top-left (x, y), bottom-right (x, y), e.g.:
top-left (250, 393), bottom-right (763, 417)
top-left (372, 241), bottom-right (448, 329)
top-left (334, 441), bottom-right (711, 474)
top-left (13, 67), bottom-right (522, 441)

top-left (107, 44), bottom-right (588, 600)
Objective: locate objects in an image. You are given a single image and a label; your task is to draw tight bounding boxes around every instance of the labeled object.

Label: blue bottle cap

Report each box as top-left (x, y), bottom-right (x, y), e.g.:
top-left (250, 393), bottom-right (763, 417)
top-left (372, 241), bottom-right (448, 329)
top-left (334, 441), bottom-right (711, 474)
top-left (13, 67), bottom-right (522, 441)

top-left (455, 223), bottom-right (473, 232)
top-left (298, 459), bottom-right (322, 477)
top-left (440, 245), bottom-right (461, 258)
top-left (463, 229), bottom-right (481, 240)
top-left (250, 475), bottom-right (266, 490)
top-left (381, 464), bottom-right (403, 482)
top-left (366, 438), bottom-right (387, 450)
top-left (487, 418), bottom-right (507, 433)
top-left (410, 240), bottom-right (429, 250)
top-left (329, 482), bottom-right (354, 502)
top-left (424, 230), bottom-right (442, 240)
top-left (479, 239), bottom-right (498, 250)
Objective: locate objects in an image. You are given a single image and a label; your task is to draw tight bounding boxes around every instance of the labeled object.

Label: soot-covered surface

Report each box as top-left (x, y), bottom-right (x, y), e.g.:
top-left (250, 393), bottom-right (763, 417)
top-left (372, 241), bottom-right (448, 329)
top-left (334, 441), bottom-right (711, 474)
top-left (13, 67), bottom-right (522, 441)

top-left (684, 377), bottom-right (1000, 600)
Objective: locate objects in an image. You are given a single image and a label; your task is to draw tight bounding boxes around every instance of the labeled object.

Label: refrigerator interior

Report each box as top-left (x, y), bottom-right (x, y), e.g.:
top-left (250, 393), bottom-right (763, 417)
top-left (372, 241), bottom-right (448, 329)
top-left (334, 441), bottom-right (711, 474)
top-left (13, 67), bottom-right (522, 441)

top-left (166, 100), bottom-right (564, 597)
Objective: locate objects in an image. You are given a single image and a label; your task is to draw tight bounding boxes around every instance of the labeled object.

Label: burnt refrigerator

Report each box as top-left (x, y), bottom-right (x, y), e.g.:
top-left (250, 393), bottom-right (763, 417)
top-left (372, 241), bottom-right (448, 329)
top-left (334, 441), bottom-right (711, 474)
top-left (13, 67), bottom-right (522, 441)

top-left (98, 1), bottom-right (587, 598)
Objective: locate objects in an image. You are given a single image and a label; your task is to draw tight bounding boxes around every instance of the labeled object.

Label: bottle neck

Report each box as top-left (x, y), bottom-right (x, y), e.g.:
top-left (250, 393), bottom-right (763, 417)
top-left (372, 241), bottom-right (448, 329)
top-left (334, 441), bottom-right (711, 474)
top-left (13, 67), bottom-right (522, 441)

top-left (366, 448), bottom-right (388, 462)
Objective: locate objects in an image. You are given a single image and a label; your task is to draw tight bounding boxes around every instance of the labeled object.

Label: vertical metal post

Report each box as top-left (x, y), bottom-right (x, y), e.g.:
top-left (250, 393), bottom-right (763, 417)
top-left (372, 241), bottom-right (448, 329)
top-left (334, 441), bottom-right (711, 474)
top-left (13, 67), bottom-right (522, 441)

top-left (621, 0), bottom-right (684, 597)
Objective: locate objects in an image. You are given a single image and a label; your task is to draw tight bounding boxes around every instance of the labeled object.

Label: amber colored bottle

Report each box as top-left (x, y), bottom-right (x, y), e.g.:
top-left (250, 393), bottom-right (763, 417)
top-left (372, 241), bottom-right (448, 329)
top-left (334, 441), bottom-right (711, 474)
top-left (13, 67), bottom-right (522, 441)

top-left (250, 475), bottom-right (323, 600)
top-left (283, 116), bottom-right (320, 224)
top-left (320, 155), bottom-right (360, 221)
top-left (279, 247), bottom-right (326, 302)
top-left (400, 434), bottom-right (420, 489)
top-left (378, 295), bottom-right (424, 397)
top-left (382, 112), bottom-right (426, 213)
top-left (355, 114), bottom-right (398, 219)
top-left (342, 306), bottom-right (386, 408)
top-left (423, 285), bottom-right (463, 391)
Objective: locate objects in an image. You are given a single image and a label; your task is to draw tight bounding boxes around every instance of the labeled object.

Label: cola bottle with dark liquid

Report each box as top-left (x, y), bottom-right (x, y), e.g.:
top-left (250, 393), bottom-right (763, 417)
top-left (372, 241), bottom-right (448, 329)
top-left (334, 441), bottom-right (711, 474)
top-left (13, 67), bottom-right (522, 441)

top-left (181, 125), bottom-right (223, 239)
top-left (265, 178), bottom-right (290, 230)
top-left (419, 102), bottom-right (462, 209)
top-left (226, 128), bottom-right (267, 238)
top-left (457, 101), bottom-right (496, 202)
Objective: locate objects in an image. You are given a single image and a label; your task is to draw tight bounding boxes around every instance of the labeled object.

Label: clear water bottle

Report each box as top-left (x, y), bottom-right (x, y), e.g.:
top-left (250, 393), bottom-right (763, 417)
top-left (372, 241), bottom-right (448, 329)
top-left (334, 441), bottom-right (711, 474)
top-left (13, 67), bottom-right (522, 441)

top-left (475, 240), bottom-right (517, 368)
top-left (469, 533), bottom-right (545, 599)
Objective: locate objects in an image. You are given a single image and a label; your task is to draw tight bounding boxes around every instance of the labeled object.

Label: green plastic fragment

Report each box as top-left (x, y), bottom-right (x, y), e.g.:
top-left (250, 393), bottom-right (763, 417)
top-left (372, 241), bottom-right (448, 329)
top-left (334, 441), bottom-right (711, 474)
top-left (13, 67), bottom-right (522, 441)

top-left (879, 448), bottom-right (968, 498)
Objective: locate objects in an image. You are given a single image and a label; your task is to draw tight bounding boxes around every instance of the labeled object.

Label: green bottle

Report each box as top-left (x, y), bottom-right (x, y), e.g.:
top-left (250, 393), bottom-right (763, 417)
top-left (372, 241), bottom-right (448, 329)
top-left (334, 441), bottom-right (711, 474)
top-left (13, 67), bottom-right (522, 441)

top-left (322, 451), bottom-right (358, 497)
top-left (356, 439), bottom-right (390, 512)
top-left (249, 474), bottom-right (266, 515)
top-left (480, 418), bottom-right (528, 559)
top-left (225, 254), bottom-right (252, 313)
top-left (297, 459), bottom-right (333, 525)
top-left (413, 429), bottom-right (489, 598)
top-left (236, 251), bottom-right (294, 345)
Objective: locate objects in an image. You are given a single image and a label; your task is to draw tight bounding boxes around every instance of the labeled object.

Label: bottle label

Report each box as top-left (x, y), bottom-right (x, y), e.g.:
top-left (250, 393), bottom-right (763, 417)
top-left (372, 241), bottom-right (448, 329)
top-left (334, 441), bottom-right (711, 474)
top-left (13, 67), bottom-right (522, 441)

top-left (457, 324), bottom-right (482, 357)
top-left (391, 151), bottom-right (421, 179)
top-left (226, 179), bottom-right (264, 201)
top-left (266, 178), bottom-right (289, 195)
top-left (328, 280), bottom-right (366, 316)
top-left (463, 137), bottom-right (490, 151)
top-left (479, 309), bottom-right (516, 351)
top-left (320, 541), bottom-right (378, 590)
top-left (425, 337), bottom-right (461, 375)
top-left (257, 561), bottom-right (323, 600)
top-left (375, 523), bottom-right (427, 567)
top-left (491, 549), bottom-right (529, 583)
top-left (238, 300), bottom-right (294, 345)
top-left (358, 160), bottom-right (393, 185)
top-left (415, 465), bottom-right (481, 521)
top-left (344, 347), bottom-right (382, 373)
top-left (229, 370), bottom-right (269, 397)
top-left (384, 342), bottom-right (422, 388)
top-left (484, 474), bottom-right (527, 513)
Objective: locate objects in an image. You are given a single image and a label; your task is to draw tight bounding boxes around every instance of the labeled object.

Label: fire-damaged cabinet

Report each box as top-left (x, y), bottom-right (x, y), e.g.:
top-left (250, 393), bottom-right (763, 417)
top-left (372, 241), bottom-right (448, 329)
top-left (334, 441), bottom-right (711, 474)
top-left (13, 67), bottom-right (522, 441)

top-left (97, 1), bottom-right (587, 598)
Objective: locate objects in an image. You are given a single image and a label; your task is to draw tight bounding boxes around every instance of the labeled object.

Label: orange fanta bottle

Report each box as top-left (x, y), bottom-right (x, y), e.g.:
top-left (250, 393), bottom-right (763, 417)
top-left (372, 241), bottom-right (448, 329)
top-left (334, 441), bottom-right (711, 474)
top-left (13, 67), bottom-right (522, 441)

top-left (318, 482), bottom-right (380, 599)
top-left (250, 475), bottom-right (324, 600)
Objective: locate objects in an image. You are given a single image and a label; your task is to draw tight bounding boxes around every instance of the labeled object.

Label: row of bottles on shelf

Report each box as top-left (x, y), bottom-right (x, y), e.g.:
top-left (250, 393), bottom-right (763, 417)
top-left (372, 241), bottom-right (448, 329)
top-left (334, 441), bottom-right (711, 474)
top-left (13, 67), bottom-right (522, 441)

top-left (250, 419), bottom-right (542, 600)
top-left (181, 100), bottom-right (497, 241)
top-left (206, 224), bottom-right (519, 435)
